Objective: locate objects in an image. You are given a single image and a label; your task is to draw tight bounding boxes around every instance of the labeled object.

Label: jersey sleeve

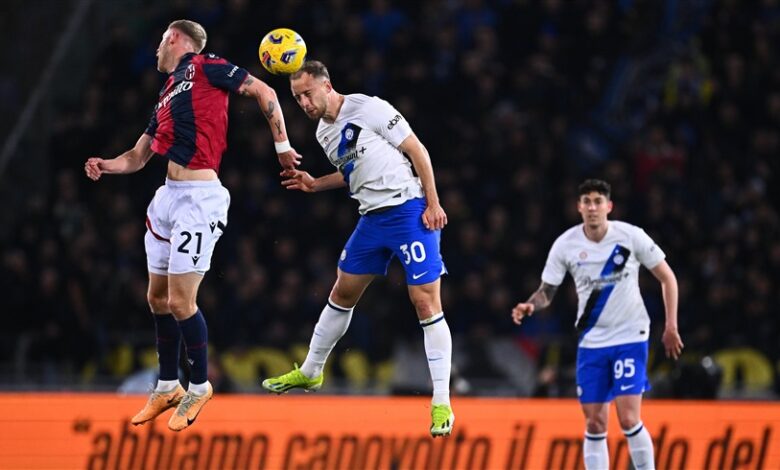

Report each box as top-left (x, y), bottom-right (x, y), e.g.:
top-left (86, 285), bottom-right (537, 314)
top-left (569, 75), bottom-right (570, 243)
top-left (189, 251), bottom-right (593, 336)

top-left (202, 56), bottom-right (250, 93)
top-left (540, 239), bottom-right (568, 286)
top-left (144, 106), bottom-right (158, 137)
top-left (364, 97), bottom-right (413, 147)
top-left (633, 227), bottom-right (666, 269)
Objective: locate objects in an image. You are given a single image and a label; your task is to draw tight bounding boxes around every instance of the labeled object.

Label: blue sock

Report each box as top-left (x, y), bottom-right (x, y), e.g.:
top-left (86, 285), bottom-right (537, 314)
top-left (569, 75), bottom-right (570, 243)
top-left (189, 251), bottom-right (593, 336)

top-left (178, 310), bottom-right (208, 385)
top-left (153, 314), bottom-right (181, 381)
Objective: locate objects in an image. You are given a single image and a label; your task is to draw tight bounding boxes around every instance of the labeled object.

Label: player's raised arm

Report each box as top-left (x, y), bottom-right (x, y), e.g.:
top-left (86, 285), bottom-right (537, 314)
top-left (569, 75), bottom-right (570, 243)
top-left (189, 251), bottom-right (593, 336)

top-left (650, 260), bottom-right (684, 359)
top-left (238, 74), bottom-right (302, 170)
top-left (511, 282), bottom-right (559, 325)
top-left (398, 133), bottom-right (447, 230)
top-left (84, 133), bottom-right (154, 180)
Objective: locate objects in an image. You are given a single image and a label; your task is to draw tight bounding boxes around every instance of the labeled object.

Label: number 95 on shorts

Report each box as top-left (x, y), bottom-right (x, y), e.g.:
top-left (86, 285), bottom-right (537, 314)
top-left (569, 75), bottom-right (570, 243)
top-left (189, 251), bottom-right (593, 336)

top-left (576, 341), bottom-right (650, 404)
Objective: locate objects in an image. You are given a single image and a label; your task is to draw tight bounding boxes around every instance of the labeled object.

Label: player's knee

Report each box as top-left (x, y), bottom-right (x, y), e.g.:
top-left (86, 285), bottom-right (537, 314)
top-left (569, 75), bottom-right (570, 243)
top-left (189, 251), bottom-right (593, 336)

top-left (619, 415), bottom-right (641, 431)
top-left (409, 297), bottom-right (436, 319)
top-left (585, 416), bottom-right (608, 434)
top-left (147, 292), bottom-right (169, 314)
top-left (330, 285), bottom-right (359, 308)
top-left (167, 296), bottom-right (196, 319)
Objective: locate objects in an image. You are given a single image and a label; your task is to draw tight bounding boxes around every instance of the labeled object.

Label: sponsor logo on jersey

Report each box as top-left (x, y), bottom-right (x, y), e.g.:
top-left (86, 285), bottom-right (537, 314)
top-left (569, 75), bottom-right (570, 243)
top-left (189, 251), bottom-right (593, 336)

top-left (387, 114), bottom-right (403, 129)
top-left (227, 66), bottom-right (239, 77)
top-left (158, 80), bottom-right (193, 109)
top-left (584, 271), bottom-right (629, 288)
top-left (334, 123), bottom-right (365, 170)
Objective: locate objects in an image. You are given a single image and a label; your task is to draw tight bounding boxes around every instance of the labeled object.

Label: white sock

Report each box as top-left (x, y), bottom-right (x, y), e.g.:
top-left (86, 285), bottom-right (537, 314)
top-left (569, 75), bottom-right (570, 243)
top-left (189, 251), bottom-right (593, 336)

top-left (187, 380), bottom-right (210, 396)
top-left (420, 312), bottom-right (452, 405)
top-left (625, 422), bottom-right (655, 470)
top-left (300, 300), bottom-right (354, 378)
top-left (155, 379), bottom-right (179, 392)
top-left (584, 431), bottom-right (609, 469)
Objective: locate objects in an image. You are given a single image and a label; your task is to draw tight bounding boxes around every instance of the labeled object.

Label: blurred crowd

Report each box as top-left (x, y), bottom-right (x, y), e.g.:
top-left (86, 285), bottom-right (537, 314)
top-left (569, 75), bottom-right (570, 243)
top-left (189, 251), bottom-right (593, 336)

top-left (2, 0), bottom-right (779, 399)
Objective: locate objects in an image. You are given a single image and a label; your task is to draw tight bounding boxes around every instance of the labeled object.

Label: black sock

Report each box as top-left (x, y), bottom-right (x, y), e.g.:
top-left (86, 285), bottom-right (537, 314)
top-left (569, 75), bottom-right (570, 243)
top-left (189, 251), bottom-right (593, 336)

top-left (153, 314), bottom-right (181, 381)
top-left (178, 310), bottom-right (208, 385)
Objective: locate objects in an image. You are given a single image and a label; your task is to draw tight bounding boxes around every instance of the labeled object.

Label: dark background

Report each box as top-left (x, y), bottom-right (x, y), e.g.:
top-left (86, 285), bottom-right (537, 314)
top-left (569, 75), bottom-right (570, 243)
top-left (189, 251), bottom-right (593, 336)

top-left (0, 0), bottom-right (777, 399)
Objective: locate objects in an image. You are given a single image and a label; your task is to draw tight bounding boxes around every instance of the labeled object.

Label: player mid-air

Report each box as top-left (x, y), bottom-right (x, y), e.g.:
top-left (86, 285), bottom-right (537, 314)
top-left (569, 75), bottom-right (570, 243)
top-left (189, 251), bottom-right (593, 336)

top-left (84, 19), bottom-right (301, 431)
top-left (511, 179), bottom-right (683, 470)
top-left (262, 60), bottom-right (455, 437)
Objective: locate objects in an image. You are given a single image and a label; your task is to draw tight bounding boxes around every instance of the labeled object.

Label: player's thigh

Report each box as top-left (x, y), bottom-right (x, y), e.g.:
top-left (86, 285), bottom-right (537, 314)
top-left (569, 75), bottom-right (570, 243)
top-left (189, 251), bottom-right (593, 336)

top-left (147, 272), bottom-right (169, 312)
top-left (167, 272), bottom-right (205, 318)
top-left (168, 184), bottom-right (230, 275)
top-left (614, 394), bottom-right (643, 430)
top-left (407, 278), bottom-right (442, 319)
top-left (331, 268), bottom-right (375, 307)
top-left (581, 402), bottom-right (610, 433)
top-left (576, 346), bottom-right (614, 404)
top-left (338, 221), bottom-right (394, 277)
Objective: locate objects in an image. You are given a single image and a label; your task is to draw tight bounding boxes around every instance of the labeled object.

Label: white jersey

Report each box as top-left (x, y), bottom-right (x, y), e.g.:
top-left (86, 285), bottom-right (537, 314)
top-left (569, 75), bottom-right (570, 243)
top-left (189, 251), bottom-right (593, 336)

top-left (316, 94), bottom-right (423, 214)
top-left (541, 220), bottom-right (666, 348)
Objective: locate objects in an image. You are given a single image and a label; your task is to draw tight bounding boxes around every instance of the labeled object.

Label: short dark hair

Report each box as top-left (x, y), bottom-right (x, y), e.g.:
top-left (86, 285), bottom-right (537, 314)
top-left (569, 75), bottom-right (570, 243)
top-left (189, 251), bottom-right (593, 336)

top-left (578, 179), bottom-right (611, 199)
top-left (290, 60), bottom-right (330, 81)
top-left (168, 20), bottom-right (207, 53)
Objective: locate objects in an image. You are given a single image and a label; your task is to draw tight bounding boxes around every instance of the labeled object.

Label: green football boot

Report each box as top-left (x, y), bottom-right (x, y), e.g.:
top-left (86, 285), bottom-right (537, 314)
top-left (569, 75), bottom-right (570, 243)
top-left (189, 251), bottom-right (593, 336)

top-left (262, 363), bottom-right (324, 394)
top-left (430, 404), bottom-right (455, 437)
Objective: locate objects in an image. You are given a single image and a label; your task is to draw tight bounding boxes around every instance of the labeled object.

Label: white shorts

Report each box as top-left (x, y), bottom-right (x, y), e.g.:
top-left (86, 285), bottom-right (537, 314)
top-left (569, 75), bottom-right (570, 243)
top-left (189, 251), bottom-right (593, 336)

top-left (144, 178), bottom-right (230, 275)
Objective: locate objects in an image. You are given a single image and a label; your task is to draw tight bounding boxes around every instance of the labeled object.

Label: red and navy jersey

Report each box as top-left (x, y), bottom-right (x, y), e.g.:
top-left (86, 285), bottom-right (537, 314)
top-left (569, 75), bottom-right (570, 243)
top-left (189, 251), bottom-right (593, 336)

top-left (145, 52), bottom-right (249, 172)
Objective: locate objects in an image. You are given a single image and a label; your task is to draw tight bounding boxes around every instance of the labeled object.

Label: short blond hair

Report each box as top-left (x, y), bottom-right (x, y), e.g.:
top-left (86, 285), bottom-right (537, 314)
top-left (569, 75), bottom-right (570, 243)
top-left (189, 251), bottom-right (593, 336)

top-left (168, 19), bottom-right (207, 53)
top-left (290, 60), bottom-right (330, 81)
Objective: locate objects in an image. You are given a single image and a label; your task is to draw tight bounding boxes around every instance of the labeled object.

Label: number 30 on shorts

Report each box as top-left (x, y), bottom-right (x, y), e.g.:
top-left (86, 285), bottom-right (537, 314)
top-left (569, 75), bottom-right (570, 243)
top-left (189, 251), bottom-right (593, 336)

top-left (400, 241), bottom-right (426, 265)
top-left (614, 358), bottom-right (635, 379)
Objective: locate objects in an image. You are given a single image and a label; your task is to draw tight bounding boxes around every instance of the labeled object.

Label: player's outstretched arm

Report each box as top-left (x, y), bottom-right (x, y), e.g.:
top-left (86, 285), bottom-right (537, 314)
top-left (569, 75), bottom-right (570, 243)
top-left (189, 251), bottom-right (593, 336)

top-left (84, 133), bottom-right (154, 181)
top-left (280, 169), bottom-right (346, 193)
top-left (238, 74), bottom-right (302, 170)
top-left (511, 282), bottom-right (559, 325)
top-left (398, 133), bottom-right (447, 230)
top-left (650, 260), bottom-right (684, 359)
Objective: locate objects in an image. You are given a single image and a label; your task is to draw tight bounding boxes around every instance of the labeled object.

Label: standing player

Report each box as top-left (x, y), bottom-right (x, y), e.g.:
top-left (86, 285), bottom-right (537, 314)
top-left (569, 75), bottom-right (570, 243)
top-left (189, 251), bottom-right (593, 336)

top-left (261, 60), bottom-right (454, 437)
top-left (84, 20), bottom-right (301, 431)
top-left (511, 179), bottom-right (683, 469)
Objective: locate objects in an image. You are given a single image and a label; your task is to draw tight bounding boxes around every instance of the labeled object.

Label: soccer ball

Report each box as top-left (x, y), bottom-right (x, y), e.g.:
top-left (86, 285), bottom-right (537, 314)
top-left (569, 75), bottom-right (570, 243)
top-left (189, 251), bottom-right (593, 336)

top-left (258, 28), bottom-right (307, 75)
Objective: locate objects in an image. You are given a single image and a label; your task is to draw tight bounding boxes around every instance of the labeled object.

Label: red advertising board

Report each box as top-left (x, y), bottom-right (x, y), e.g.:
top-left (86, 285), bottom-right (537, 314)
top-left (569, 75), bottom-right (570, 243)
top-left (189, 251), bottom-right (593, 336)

top-left (0, 395), bottom-right (777, 469)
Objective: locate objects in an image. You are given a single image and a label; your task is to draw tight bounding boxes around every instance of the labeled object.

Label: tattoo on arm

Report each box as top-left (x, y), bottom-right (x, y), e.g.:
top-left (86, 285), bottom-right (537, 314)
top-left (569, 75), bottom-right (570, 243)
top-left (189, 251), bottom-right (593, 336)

top-left (239, 77), bottom-right (255, 96)
top-left (263, 101), bottom-right (275, 119)
top-left (274, 120), bottom-right (282, 136)
top-left (527, 282), bottom-right (558, 311)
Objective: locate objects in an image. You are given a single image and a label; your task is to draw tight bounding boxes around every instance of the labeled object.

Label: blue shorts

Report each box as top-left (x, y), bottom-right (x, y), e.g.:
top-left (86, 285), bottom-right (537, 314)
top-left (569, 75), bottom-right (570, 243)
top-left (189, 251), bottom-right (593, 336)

top-left (339, 198), bottom-right (446, 285)
top-left (576, 341), bottom-right (650, 404)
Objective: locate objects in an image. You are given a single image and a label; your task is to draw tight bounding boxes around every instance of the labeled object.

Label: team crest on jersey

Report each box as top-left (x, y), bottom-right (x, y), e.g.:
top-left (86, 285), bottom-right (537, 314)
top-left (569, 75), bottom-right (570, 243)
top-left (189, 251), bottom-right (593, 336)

top-left (613, 253), bottom-right (625, 265)
top-left (345, 128), bottom-right (355, 141)
top-left (185, 64), bottom-right (195, 80)
top-left (579, 251), bottom-right (588, 260)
